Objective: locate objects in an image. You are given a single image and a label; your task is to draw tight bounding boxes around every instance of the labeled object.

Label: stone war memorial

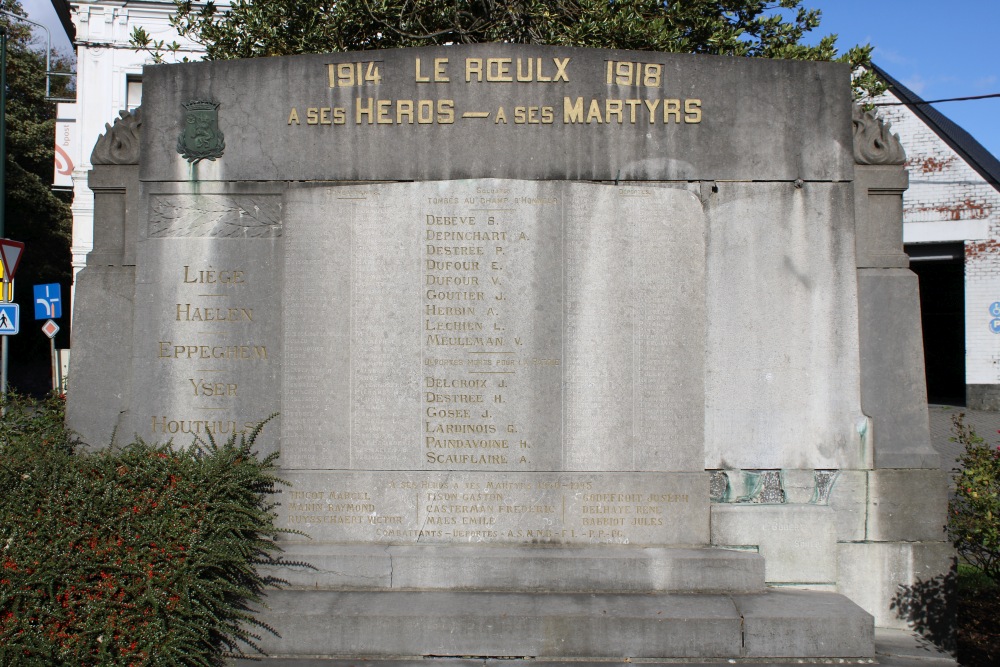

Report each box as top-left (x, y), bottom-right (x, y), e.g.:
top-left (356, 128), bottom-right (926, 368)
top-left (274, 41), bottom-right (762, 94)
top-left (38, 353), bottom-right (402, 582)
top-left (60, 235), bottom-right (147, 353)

top-left (69, 44), bottom-right (953, 661)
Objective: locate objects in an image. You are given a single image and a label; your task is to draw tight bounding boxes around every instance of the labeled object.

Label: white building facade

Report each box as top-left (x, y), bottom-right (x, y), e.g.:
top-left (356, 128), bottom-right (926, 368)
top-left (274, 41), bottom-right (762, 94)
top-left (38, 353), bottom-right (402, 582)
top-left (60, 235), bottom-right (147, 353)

top-left (874, 64), bottom-right (1000, 409)
top-left (51, 0), bottom-right (209, 279)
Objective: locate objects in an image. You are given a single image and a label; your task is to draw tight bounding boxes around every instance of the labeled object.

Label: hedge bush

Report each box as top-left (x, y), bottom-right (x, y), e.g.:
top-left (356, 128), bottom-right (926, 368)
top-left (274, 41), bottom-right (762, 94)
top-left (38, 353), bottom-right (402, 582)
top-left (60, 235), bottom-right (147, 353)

top-left (949, 413), bottom-right (1000, 585)
top-left (0, 394), bottom-right (296, 666)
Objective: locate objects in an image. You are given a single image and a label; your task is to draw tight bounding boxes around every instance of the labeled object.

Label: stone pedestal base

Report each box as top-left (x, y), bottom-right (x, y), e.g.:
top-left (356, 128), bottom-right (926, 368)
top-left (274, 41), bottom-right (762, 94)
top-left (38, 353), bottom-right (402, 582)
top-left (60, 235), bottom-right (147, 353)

top-left (247, 547), bottom-right (872, 661)
top-left (249, 587), bottom-right (873, 660)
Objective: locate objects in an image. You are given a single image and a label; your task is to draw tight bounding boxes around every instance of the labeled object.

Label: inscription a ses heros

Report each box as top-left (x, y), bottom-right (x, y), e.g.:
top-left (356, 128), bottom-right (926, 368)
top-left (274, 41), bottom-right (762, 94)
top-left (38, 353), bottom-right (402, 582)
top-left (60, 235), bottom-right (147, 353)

top-left (288, 56), bottom-right (702, 127)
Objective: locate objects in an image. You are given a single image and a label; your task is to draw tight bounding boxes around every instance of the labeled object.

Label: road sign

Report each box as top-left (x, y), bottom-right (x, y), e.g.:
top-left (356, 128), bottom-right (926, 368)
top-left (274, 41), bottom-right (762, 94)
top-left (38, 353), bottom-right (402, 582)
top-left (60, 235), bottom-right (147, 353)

top-left (41, 319), bottom-right (60, 339)
top-left (0, 304), bottom-right (19, 335)
top-left (0, 239), bottom-right (24, 282)
top-left (34, 283), bottom-right (62, 319)
top-left (991, 302), bottom-right (1000, 318)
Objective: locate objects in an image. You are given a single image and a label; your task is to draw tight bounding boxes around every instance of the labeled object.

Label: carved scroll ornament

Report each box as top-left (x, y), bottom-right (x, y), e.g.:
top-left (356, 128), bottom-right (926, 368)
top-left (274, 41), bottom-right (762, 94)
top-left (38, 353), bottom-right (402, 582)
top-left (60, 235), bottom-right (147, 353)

top-left (852, 104), bottom-right (906, 165)
top-left (91, 108), bottom-right (142, 165)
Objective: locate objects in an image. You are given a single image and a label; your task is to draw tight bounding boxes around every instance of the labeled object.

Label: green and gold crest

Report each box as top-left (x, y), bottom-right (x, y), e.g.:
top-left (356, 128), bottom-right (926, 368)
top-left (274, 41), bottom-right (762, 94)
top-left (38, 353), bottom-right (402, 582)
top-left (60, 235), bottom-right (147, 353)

top-left (177, 100), bottom-right (225, 163)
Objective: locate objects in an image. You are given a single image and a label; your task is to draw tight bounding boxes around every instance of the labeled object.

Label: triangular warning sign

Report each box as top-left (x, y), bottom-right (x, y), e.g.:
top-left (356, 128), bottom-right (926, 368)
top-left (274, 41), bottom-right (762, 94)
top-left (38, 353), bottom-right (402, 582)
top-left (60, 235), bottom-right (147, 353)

top-left (0, 239), bottom-right (25, 282)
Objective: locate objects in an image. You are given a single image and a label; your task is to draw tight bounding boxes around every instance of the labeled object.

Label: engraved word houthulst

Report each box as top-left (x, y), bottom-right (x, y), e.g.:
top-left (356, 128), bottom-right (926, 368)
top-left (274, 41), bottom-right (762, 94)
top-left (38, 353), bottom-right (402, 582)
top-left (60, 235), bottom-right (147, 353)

top-left (68, 43), bottom-right (951, 661)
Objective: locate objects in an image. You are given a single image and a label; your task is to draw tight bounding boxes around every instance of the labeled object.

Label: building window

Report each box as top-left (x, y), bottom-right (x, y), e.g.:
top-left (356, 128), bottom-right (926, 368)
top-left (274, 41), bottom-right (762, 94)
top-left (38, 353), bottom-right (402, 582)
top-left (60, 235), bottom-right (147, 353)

top-left (126, 76), bottom-right (143, 110)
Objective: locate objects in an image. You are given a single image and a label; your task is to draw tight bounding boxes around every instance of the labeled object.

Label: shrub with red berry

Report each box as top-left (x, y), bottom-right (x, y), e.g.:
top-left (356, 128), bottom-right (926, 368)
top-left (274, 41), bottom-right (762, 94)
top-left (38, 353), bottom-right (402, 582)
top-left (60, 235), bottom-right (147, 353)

top-left (0, 394), bottom-right (298, 666)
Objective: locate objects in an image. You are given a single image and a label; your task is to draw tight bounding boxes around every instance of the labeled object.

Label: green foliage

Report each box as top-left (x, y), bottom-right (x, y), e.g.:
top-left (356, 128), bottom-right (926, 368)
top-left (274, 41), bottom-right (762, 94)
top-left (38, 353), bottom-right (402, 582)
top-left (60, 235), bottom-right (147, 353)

top-left (132, 0), bottom-right (884, 99)
top-left (1, 2), bottom-right (75, 388)
top-left (0, 394), bottom-right (300, 665)
top-left (949, 414), bottom-right (1000, 585)
top-left (957, 562), bottom-right (998, 597)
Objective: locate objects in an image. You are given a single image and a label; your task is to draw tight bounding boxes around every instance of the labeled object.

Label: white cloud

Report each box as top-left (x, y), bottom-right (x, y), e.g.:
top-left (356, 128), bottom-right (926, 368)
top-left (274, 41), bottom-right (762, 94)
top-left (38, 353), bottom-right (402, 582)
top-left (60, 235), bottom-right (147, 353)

top-left (873, 47), bottom-right (910, 66)
top-left (974, 75), bottom-right (998, 90)
top-left (902, 74), bottom-right (927, 95)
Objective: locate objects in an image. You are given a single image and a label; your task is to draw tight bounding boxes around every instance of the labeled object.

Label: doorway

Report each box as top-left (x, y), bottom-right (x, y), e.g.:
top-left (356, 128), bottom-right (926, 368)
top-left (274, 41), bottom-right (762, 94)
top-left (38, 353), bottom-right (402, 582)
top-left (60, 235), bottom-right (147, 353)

top-left (907, 242), bottom-right (966, 406)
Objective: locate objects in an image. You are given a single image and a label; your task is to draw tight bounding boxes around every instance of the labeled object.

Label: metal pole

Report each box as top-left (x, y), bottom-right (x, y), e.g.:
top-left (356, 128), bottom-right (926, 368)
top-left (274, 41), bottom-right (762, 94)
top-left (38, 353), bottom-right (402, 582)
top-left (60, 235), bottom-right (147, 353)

top-left (49, 337), bottom-right (56, 392)
top-left (1, 26), bottom-right (8, 407)
top-left (2, 24), bottom-right (7, 238)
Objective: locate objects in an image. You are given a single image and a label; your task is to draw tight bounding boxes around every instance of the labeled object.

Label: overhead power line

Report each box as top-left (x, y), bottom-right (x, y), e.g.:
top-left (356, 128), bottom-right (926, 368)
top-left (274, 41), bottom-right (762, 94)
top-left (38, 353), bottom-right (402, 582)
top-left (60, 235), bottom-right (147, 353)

top-left (874, 92), bottom-right (1000, 106)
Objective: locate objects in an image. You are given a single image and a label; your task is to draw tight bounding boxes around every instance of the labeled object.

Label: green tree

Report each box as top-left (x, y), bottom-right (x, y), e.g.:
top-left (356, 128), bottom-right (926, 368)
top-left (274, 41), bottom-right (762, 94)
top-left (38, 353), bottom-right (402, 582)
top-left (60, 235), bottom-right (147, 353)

top-left (2, 0), bottom-right (75, 392)
top-left (134, 0), bottom-right (883, 98)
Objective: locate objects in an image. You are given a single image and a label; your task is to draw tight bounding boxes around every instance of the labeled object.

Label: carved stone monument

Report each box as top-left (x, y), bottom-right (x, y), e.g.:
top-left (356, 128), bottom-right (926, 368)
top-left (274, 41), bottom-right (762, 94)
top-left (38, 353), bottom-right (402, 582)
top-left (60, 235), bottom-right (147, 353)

top-left (69, 45), bottom-right (952, 661)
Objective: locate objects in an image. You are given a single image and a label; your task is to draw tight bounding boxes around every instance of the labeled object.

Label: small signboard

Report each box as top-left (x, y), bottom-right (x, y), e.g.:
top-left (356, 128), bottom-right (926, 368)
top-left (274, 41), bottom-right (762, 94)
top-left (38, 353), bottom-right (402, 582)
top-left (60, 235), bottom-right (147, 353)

top-left (53, 103), bottom-right (77, 191)
top-left (34, 283), bottom-right (62, 319)
top-left (0, 239), bottom-right (25, 282)
top-left (41, 319), bottom-right (60, 339)
top-left (0, 303), bottom-right (19, 335)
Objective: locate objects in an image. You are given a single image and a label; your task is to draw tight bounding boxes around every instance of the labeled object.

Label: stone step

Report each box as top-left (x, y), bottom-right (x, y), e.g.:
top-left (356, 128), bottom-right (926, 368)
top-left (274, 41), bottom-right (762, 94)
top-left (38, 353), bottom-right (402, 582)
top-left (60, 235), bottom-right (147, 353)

top-left (249, 588), bottom-right (874, 660)
top-left (270, 544), bottom-right (765, 593)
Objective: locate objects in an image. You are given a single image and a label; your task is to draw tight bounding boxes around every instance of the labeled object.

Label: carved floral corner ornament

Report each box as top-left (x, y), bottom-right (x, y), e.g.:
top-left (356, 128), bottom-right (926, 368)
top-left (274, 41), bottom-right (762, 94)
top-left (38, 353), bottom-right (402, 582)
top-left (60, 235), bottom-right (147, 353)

top-left (851, 103), bottom-right (906, 166)
top-left (91, 108), bottom-right (142, 165)
top-left (177, 100), bottom-right (226, 163)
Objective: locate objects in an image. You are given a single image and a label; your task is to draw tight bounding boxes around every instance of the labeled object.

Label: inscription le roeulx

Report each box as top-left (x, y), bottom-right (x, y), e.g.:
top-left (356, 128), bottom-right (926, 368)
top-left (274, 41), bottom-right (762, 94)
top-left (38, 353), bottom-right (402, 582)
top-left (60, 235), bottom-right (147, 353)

top-left (287, 56), bottom-right (702, 128)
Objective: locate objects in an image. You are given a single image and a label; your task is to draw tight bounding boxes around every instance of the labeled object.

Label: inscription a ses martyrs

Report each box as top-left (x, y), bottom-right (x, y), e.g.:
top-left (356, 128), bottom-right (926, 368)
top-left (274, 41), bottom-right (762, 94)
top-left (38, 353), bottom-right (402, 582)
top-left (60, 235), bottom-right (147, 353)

top-left (287, 56), bottom-right (703, 127)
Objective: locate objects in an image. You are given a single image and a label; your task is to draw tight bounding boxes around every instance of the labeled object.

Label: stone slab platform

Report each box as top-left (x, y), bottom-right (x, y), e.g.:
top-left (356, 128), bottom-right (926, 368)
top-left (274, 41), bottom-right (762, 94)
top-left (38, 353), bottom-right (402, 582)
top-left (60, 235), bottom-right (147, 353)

top-left (249, 589), bottom-right (873, 660)
top-left (233, 629), bottom-right (950, 666)
top-left (270, 545), bottom-right (765, 593)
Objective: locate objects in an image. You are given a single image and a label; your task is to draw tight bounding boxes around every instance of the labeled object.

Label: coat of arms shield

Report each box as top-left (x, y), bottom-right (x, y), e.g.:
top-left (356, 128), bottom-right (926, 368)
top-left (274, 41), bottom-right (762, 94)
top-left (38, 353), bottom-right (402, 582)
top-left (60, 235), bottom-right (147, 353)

top-left (177, 101), bottom-right (225, 163)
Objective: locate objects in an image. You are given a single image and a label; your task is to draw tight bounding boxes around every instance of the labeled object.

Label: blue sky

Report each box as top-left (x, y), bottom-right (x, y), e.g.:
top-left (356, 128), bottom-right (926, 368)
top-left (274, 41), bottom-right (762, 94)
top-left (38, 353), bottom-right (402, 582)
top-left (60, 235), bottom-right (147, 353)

top-left (806, 0), bottom-right (1000, 157)
top-left (21, 0), bottom-right (1000, 157)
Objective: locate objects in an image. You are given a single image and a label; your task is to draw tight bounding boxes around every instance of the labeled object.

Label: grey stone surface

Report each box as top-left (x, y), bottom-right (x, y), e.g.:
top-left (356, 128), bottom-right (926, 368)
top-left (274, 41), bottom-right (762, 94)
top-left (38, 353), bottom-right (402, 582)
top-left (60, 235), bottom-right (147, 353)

top-left (857, 268), bottom-right (939, 469)
top-left (253, 590), bottom-right (743, 658)
top-left (826, 470), bottom-right (868, 542)
top-left (927, 403), bottom-right (1000, 476)
top-left (867, 469), bottom-right (949, 542)
top-left (232, 630), bottom-right (953, 667)
top-left (734, 589), bottom-right (874, 658)
top-left (246, 589), bottom-right (872, 660)
top-left (69, 44), bottom-right (954, 661)
top-left (140, 45), bottom-right (853, 184)
top-left (277, 471), bottom-right (708, 546)
top-left (234, 626), bottom-right (954, 667)
top-left (267, 544), bottom-right (765, 593)
top-left (854, 165), bottom-right (909, 269)
top-left (279, 181), bottom-right (705, 475)
top-left (67, 161), bottom-right (141, 447)
top-left (66, 266), bottom-right (135, 447)
top-left (836, 541), bottom-right (955, 629)
top-left (124, 233), bottom-right (284, 449)
top-left (710, 504), bottom-right (837, 584)
top-left (967, 384), bottom-right (1000, 411)
top-left (874, 627), bottom-right (955, 664)
top-left (779, 469), bottom-right (815, 505)
top-left (702, 182), bottom-right (868, 470)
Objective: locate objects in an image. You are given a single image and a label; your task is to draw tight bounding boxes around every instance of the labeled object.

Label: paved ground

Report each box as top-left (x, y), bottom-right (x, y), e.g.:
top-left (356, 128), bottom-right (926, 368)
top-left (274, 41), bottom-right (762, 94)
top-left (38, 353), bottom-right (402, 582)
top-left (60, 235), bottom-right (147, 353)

top-left (927, 403), bottom-right (1000, 477)
top-left (231, 628), bottom-right (956, 666)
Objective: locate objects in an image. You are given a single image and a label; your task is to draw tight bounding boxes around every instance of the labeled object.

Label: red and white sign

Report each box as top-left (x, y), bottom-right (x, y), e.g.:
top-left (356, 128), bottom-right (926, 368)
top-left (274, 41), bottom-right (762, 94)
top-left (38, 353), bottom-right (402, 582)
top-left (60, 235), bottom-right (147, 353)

top-left (41, 319), bottom-right (60, 339)
top-left (0, 239), bottom-right (25, 282)
top-left (53, 103), bottom-right (77, 190)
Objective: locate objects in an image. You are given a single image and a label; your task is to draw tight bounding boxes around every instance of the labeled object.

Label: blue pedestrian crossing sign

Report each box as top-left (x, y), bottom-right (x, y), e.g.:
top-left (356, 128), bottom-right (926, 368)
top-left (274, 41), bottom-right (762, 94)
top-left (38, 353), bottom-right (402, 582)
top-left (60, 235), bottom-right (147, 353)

top-left (34, 283), bottom-right (62, 320)
top-left (0, 303), bottom-right (19, 335)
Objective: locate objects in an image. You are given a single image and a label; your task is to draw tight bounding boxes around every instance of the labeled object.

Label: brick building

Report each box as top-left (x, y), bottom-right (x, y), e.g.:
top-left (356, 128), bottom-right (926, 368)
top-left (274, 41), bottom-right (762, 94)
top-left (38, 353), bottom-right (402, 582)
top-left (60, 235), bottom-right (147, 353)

top-left (874, 64), bottom-right (1000, 409)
